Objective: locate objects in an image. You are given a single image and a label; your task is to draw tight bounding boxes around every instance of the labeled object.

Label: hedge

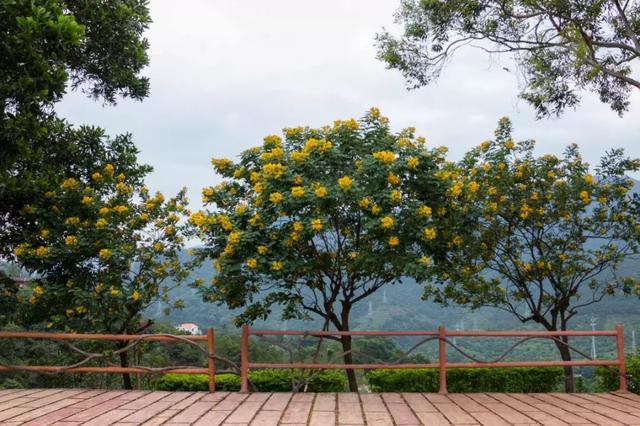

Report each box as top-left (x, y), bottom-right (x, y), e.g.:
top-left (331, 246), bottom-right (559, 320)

top-left (153, 369), bottom-right (346, 392)
top-left (366, 367), bottom-right (563, 392)
top-left (595, 354), bottom-right (640, 394)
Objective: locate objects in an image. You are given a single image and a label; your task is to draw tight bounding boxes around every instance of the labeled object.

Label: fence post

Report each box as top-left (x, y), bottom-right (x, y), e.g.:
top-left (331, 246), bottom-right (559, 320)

top-left (616, 323), bottom-right (627, 392)
top-left (207, 328), bottom-right (215, 392)
top-left (240, 324), bottom-right (249, 393)
top-left (438, 325), bottom-right (447, 394)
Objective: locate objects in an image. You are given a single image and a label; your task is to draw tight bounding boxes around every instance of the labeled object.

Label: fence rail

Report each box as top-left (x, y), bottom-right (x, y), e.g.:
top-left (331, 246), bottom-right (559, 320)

top-left (0, 324), bottom-right (628, 394)
top-left (239, 323), bottom-right (628, 394)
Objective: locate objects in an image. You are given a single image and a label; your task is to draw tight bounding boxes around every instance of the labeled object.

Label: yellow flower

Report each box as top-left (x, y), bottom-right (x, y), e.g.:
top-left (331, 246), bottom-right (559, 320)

top-left (66, 308), bottom-right (74, 317)
top-left (388, 236), bottom-right (399, 247)
top-left (358, 197), bottom-right (370, 209)
top-left (91, 172), bottom-right (102, 181)
top-left (223, 244), bottom-right (234, 256)
top-left (99, 248), bottom-right (111, 260)
top-left (371, 204), bottom-right (381, 215)
top-left (583, 174), bottom-right (593, 184)
top-left (189, 211), bottom-right (207, 227)
top-left (218, 215), bottom-right (233, 231)
top-left (387, 172), bottom-right (400, 185)
top-left (547, 170), bottom-right (555, 179)
top-left (40, 229), bottom-right (50, 238)
top-left (109, 286), bottom-right (120, 296)
top-left (228, 231), bottom-right (241, 245)
top-left (211, 157), bottom-right (233, 172)
top-left (257, 245), bottom-right (268, 255)
top-left (139, 213), bottom-right (149, 222)
top-left (246, 258), bottom-right (258, 269)
top-left (131, 290), bottom-right (140, 301)
top-left (263, 134), bottom-right (282, 148)
top-left (116, 182), bottom-right (130, 192)
top-left (373, 151), bottom-right (395, 165)
top-left (104, 163), bottom-right (115, 176)
top-left (451, 236), bottom-right (463, 247)
top-left (271, 261), bottom-right (283, 271)
top-left (467, 181), bottom-right (480, 193)
top-left (291, 151), bottom-right (308, 163)
top-left (95, 283), bottom-right (104, 294)
top-left (269, 192), bottom-right (283, 204)
top-left (407, 156), bottom-right (419, 170)
top-left (34, 245), bottom-right (48, 256)
top-left (598, 196), bottom-right (607, 204)
top-left (449, 182), bottom-right (463, 197)
top-left (311, 218), bottom-right (323, 232)
top-left (260, 147), bottom-right (284, 162)
top-left (418, 256), bottom-right (431, 266)
top-left (61, 178), bottom-right (78, 189)
top-left (82, 196), bottom-right (93, 205)
top-left (417, 205), bottom-right (432, 217)
top-left (314, 185), bottom-right (328, 198)
top-left (262, 163), bottom-right (286, 179)
top-left (338, 176), bottom-right (352, 192)
top-left (65, 236), bottom-right (78, 246)
top-left (154, 242), bottom-right (162, 252)
top-left (113, 205), bottom-right (129, 214)
top-left (291, 186), bottom-right (305, 198)
top-left (235, 204), bottom-right (247, 216)
top-left (65, 217), bottom-right (80, 225)
top-left (380, 216), bottom-right (394, 229)
top-left (488, 186), bottom-right (497, 196)
top-left (504, 140), bottom-right (514, 150)
top-left (520, 204), bottom-right (532, 219)
top-left (390, 190), bottom-right (401, 203)
top-left (579, 190), bottom-right (590, 204)
top-left (423, 227), bottom-right (437, 240)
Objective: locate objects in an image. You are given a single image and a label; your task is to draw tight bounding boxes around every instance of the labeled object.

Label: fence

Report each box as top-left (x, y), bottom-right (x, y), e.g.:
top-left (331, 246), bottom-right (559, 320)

top-left (0, 324), bottom-right (628, 393)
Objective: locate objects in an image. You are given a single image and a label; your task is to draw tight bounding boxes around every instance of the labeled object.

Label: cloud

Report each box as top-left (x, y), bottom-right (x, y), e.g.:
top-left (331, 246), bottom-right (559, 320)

top-left (57, 0), bottom-right (640, 208)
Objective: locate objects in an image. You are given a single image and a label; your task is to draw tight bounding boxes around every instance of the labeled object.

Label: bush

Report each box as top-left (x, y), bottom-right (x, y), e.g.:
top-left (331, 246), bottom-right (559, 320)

top-left (366, 367), bottom-right (563, 392)
top-left (153, 369), bottom-right (346, 392)
top-left (595, 354), bottom-right (640, 394)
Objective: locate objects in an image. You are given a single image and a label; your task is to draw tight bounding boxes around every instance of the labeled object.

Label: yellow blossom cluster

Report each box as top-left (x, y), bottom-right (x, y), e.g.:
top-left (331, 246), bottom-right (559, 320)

top-left (373, 151), bottom-right (395, 165)
top-left (338, 176), bottom-right (352, 191)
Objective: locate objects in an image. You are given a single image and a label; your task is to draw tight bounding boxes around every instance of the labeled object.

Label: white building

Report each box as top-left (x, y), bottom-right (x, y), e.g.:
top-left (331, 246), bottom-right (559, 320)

top-left (176, 322), bottom-right (201, 335)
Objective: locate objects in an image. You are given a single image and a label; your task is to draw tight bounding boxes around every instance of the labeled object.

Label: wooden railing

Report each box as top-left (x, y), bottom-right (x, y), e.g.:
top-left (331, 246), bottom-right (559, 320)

top-left (239, 323), bottom-right (628, 393)
top-left (0, 324), bottom-right (628, 394)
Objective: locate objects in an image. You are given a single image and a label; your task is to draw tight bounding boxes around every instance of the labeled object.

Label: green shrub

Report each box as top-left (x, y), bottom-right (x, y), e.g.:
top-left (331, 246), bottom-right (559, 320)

top-left (595, 354), bottom-right (640, 394)
top-left (153, 369), bottom-right (346, 392)
top-left (366, 367), bottom-right (563, 392)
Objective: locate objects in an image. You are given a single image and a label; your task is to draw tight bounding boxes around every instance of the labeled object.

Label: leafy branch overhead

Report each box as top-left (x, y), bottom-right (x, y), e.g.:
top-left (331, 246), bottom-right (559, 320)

top-left (376, 0), bottom-right (640, 117)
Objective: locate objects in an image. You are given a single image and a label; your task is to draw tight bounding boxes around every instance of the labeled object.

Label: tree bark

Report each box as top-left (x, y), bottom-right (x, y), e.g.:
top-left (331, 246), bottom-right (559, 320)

top-left (339, 302), bottom-right (358, 392)
top-left (119, 348), bottom-right (133, 390)
top-left (340, 334), bottom-right (358, 392)
top-left (554, 334), bottom-right (574, 393)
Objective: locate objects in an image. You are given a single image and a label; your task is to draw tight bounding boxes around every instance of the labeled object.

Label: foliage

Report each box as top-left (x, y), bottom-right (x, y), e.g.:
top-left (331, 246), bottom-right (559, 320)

top-left (420, 117), bottom-right (640, 391)
top-left (1, 0), bottom-right (153, 289)
top-left (153, 370), bottom-right (347, 392)
top-left (9, 132), bottom-right (190, 334)
top-left (596, 354), bottom-right (640, 394)
top-left (191, 108), bottom-right (451, 390)
top-left (376, 0), bottom-right (640, 117)
top-left (366, 367), bottom-right (563, 392)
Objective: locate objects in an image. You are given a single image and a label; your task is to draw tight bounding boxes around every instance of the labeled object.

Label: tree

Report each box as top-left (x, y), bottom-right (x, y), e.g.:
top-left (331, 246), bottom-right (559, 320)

top-left (376, 0), bottom-right (640, 118)
top-left (11, 131), bottom-right (190, 388)
top-left (1, 0), bottom-right (152, 263)
top-left (191, 108), bottom-right (451, 391)
top-left (422, 117), bottom-right (640, 391)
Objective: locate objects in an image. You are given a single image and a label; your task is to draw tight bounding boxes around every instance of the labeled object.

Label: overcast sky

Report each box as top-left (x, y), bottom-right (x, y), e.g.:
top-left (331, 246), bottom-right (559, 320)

top-left (58, 1), bottom-right (640, 207)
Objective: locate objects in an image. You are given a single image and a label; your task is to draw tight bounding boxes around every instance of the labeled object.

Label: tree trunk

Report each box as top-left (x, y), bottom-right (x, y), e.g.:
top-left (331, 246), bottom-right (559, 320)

top-left (340, 334), bottom-right (358, 392)
top-left (119, 349), bottom-right (133, 390)
top-left (554, 335), bottom-right (574, 393)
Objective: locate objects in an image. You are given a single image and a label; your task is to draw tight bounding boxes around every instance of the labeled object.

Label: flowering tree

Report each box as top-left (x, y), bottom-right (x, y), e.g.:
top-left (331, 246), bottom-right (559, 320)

top-left (11, 130), bottom-right (190, 388)
top-left (192, 109), bottom-right (450, 390)
top-left (424, 118), bottom-right (640, 392)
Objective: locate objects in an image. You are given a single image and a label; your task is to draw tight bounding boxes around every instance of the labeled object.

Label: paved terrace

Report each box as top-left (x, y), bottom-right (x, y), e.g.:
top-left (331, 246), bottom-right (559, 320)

top-left (0, 389), bottom-right (639, 426)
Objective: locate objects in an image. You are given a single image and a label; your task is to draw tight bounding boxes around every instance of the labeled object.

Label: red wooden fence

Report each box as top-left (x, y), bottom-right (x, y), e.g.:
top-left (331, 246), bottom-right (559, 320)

top-left (0, 324), bottom-right (628, 394)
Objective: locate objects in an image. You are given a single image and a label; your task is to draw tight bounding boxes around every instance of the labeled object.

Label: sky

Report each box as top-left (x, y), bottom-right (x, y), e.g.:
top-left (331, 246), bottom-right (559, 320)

top-left (58, 1), bottom-right (640, 208)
